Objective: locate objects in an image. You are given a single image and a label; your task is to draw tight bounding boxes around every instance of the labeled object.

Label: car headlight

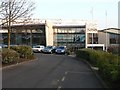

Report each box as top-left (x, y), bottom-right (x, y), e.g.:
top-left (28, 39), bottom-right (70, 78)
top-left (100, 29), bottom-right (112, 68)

top-left (61, 50), bottom-right (65, 52)
top-left (48, 50), bottom-right (51, 52)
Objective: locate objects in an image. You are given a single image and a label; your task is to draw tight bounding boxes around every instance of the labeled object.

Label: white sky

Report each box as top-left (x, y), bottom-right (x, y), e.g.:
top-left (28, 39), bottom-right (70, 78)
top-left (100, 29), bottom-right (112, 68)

top-left (31, 0), bottom-right (120, 29)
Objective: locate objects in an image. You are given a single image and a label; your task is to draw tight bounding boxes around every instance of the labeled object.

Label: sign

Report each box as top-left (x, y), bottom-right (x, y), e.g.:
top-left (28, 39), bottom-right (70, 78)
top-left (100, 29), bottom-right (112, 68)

top-left (87, 28), bottom-right (98, 33)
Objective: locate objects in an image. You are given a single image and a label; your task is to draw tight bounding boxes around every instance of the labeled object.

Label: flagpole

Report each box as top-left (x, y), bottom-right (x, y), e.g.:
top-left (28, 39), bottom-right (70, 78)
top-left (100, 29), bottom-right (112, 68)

top-left (105, 10), bottom-right (108, 52)
top-left (91, 7), bottom-right (94, 49)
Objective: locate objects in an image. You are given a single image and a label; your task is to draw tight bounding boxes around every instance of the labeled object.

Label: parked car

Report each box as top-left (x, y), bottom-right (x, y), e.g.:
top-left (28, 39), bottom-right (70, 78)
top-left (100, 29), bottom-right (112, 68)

top-left (0, 46), bottom-right (2, 52)
top-left (42, 46), bottom-right (56, 54)
top-left (55, 46), bottom-right (67, 54)
top-left (0, 44), bottom-right (7, 48)
top-left (32, 45), bottom-right (45, 53)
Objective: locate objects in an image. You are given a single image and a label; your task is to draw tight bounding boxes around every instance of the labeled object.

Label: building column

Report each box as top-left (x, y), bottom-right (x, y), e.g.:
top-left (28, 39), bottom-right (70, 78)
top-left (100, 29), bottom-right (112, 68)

top-left (85, 25), bottom-right (88, 48)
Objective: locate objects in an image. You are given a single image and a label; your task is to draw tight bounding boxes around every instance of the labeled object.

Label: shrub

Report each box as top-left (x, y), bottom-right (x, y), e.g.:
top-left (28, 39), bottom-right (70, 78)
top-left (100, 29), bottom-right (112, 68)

top-left (107, 46), bottom-right (120, 55)
top-left (2, 48), bottom-right (19, 64)
top-left (76, 49), bottom-right (90, 60)
top-left (76, 48), bottom-right (120, 86)
top-left (11, 45), bottom-right (34, 59)
top-left (66, 48), bottom-right (74, 55)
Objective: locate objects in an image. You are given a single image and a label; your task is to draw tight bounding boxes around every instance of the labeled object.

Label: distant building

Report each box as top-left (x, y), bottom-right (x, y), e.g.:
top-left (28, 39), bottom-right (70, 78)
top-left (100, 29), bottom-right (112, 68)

top-left (98, 28), bottom-right (120, 50)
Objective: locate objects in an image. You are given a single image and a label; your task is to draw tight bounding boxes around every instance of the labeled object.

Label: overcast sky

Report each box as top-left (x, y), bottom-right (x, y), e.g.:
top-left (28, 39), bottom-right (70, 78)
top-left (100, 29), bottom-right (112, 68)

top-left (31, 0), bottom-right (119, 29)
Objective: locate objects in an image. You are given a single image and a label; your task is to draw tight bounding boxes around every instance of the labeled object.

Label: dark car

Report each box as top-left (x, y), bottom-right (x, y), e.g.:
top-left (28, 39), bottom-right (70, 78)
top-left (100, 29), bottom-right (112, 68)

top-left (55, 46), bottom-right (67, 54)
top-left (42, 46), bottom-right (56, 54)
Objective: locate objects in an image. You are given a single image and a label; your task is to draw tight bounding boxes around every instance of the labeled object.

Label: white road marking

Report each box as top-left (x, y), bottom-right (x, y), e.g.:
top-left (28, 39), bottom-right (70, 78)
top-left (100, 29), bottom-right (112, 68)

top-left (57, 86), bottom-right (62, 90)
top-left (62, 76), bottom-right (65, 82)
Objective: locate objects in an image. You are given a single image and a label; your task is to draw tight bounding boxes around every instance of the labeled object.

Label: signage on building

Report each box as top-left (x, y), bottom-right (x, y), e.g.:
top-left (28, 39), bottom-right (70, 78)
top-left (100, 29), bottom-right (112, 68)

top-left (86, 22), bottom-right (98, 33)
top-left (87, 28), bottom-right (98, 33)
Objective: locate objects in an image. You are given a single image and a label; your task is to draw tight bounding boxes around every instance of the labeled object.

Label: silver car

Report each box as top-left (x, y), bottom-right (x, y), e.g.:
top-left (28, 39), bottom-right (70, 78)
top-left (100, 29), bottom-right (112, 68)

top-left (42, 46), bottom-right (56, 54)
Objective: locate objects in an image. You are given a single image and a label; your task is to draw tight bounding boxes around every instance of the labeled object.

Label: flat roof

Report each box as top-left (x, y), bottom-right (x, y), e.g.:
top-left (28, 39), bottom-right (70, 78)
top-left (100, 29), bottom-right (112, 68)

top-left (53, 25), bottom-right (86, 28)
top-left (99, 28), bottom-right (120, 34)
top-left (104, 28), bottom-right (120, 30)
top-left (2, 24), bottom-right (45, 29)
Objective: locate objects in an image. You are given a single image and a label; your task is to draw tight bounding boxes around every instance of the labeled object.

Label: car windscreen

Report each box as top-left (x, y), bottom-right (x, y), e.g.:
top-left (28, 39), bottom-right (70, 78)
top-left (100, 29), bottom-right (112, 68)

top-left (33, 46), bottom-right (40, 48)
top-left (58, 47), bottom-right (65, 49)
top-left (46, 46), bottom-right (52, 49)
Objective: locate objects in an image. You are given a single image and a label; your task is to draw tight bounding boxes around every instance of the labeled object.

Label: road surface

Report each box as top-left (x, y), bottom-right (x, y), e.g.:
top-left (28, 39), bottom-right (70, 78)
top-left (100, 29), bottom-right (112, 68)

top-left (2, 53), bottom-right (104, 88)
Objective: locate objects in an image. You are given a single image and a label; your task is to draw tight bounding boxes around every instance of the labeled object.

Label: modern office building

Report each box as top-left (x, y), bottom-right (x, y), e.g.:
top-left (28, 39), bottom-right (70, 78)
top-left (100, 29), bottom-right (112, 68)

top-left (1, 19), bottom-right (105, 50)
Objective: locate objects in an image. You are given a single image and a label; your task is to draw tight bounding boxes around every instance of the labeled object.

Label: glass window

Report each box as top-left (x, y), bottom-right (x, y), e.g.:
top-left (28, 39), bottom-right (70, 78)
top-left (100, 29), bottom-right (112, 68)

top-left (110, 34), bottom-right (119, 44)
top-left (53, 27), bottom-right (86, 48)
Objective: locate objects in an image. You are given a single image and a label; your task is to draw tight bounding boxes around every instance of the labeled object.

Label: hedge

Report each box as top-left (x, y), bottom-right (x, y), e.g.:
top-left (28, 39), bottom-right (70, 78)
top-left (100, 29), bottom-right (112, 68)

top-left (10, 45), bottom-right (34, 59)
top-left (107, 46), bottom-right (120, 56)
top-left (76, 49), bottom-right (120, 87)
top-left (2, 48), bottom-right (19, 64)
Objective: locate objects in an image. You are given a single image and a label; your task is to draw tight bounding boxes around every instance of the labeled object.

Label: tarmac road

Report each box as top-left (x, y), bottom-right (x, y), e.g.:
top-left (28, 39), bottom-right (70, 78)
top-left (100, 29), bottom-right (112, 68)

top-left (2, 53), bottom-right (104, 88)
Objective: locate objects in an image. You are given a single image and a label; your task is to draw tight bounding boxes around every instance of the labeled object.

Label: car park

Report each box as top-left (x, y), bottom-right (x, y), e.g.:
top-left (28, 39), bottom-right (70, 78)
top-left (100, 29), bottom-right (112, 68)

top-left (55, 46), bottom-right (67, 54)
top-left (32, 45), bottom-right (45, 53)
top-left (42, 46), bottom-right (56, 54)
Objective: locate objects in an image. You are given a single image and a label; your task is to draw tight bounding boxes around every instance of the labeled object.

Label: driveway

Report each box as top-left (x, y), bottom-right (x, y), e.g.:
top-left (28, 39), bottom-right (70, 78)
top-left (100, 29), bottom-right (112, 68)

top-left (2, 53), bottom-right (104, 88)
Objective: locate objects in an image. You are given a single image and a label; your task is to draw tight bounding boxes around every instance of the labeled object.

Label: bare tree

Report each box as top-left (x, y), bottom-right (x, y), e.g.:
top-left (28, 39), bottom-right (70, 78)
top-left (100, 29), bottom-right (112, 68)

top-left (0, 0), bottom-right (35, 49)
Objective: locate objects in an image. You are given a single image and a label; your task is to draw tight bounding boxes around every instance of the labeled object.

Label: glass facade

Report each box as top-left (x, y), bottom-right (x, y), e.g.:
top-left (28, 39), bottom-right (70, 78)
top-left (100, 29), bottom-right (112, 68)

top-left (88, 33), bottom-right (98, 44)
top-left (110, 33), bottom-right (120, 44)
top-left (53, 26), bottom-right (86, 48)
top-left (2, 24), bottom-right (46, 46)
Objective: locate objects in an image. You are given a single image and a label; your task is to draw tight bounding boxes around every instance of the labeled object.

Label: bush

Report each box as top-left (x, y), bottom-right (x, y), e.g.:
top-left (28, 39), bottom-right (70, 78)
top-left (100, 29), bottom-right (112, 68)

top-left (66, 48), bottom-right (73, 55)
top-left (76, 49), bottom-right (90, 60)
top-left (11, 45), bottom-right (34, 59)
top-left (76, 49), bottom-right (120, 86)
top-left (2, 48), bottom-right (19, 64)
top-left (108, 46), bottom-right (120, 55)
